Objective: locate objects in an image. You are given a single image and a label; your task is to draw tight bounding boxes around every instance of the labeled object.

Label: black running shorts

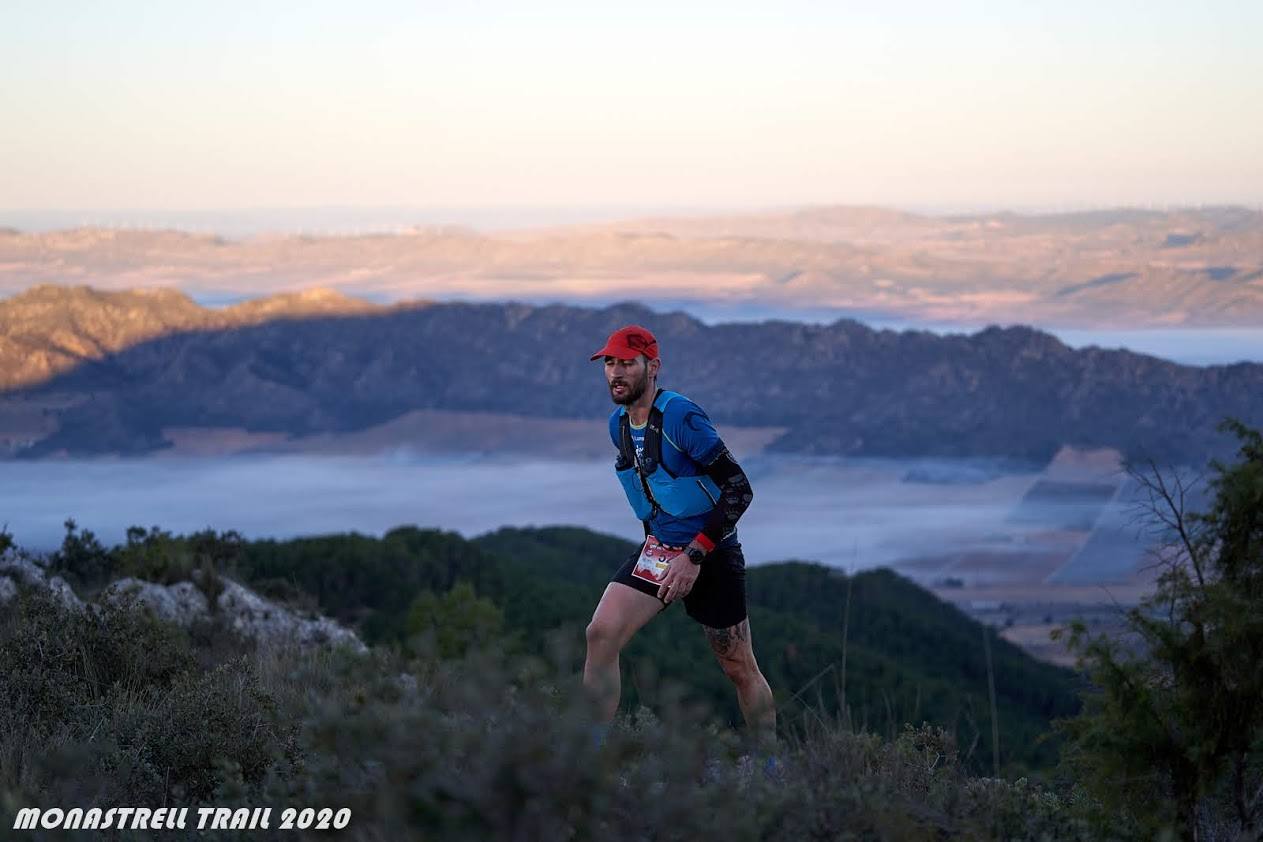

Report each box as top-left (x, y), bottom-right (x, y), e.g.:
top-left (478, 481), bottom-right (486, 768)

top-left (610, 536), bottom-right (747, 629)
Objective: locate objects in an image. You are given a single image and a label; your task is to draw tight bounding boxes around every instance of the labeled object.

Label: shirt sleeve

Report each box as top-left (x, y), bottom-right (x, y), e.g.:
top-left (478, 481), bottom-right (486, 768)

top-left (608, 410), bottom-right (621, 451)
top-left (698, 447), bottom-right (754, 547)
top-left (663, 399), bottom-right (725, 466)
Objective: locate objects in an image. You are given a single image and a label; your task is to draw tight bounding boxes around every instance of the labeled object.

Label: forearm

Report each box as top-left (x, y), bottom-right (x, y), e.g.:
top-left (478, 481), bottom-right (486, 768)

top-left (694, 448), bottom-right (753, 550)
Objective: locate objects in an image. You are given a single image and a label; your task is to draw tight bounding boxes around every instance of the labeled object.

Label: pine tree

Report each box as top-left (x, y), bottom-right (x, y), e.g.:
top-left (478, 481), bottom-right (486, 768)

top-left (1057, 420), bottom-right (1263, 839)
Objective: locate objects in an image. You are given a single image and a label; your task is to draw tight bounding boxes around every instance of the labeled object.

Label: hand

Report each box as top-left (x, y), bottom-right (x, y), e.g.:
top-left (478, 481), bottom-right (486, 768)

top-left (656, 549), bottom-right (701, 603)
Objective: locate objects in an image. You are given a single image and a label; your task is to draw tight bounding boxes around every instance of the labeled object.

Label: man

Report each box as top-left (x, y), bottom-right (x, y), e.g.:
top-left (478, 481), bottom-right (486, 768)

top-left (583, 324), bottom-right (775, 744)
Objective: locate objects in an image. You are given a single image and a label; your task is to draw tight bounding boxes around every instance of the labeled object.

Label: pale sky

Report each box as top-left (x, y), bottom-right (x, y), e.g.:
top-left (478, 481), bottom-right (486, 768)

top-left (2, 0), bottom-right (1261, 212)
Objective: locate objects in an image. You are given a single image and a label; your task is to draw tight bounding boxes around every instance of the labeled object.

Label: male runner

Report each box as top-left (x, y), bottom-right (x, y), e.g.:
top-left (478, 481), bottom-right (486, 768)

top-left (583, 324), bottom-right (775, 742)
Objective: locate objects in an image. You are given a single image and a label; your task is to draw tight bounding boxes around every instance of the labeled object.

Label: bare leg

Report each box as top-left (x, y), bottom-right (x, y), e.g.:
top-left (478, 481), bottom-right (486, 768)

top-left (584, 583), bottom-right (664, 723)
top-left (704, 618), bottom-right (776, 744)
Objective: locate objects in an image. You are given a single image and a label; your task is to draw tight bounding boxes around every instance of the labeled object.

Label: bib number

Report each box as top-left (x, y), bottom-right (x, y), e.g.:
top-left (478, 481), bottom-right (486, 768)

top-left (631, 535), bottom-right (681, 584)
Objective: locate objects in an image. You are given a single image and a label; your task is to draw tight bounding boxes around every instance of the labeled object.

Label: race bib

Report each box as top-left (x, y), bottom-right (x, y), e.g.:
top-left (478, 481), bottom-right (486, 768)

top-left (631, 535), bottom-right (683, 584)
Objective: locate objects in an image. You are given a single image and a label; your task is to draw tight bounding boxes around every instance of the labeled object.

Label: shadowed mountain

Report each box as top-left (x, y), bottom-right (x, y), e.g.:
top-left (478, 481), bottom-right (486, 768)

top-left (0, 284), bottom-right (385, 390)
top-left (3, 285), bottom-right (1262, 463)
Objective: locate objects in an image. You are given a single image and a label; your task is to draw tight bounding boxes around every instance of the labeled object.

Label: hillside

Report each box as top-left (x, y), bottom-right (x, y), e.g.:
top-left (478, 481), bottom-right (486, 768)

top-left (0, 284), bottom-right (384, 390)
top-left (0, 554), bottom-right (1103, 840)
top-left (3, 286), bottom-right (1262, 463)
top-left (27, 522), bottom-right (1078, 773)
top-left (472, 526), bottom-right (1078, 771)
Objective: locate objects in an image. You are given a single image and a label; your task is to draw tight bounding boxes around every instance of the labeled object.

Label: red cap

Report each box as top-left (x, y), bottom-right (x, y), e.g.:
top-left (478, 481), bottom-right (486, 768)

top-left (590, 325), bottom-right (659, 361)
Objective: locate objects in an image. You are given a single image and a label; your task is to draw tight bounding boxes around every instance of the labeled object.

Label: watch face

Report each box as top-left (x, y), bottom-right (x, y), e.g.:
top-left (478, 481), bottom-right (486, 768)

top-left (687, 547), bottom-right (704, 564)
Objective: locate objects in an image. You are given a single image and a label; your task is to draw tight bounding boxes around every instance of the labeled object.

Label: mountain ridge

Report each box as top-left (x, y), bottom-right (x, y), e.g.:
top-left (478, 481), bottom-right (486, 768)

top-left (0, 284), bottom-right (392, 390)
top-left (3, 285), bottom-right (1261, 463)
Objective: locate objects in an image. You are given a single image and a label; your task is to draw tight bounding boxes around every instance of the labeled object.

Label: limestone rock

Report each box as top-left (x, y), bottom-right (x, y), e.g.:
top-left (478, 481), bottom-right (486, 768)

top-left (39, 569), bottom-right (365, 652)
top-left (0, 575), bottom-right (16, 604)
top-left (102, 577), bottom-right (210, 626)
top-left (0, 555), bottom-right (49, 586)
top-left (0, 555), bottom-right (81, 609)
top-left (46, 576), bottom-right (84, 611)
top-left (215, 578), bottom-right (366, 652)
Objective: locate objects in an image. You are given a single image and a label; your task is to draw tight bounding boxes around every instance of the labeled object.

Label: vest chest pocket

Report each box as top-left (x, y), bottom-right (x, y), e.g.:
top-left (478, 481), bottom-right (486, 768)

top-left (614, 389), bottom-right (720, 521)
top-left (644, 471), bottom-right (722, 518)
top-left (616, 463), bottom-right (655, 521)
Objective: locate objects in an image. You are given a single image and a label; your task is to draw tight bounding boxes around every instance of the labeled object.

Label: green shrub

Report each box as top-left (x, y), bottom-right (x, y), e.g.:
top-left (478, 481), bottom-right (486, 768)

top-left (406, 581), bottom-right (509, 659)
top-left (46, 518), bottom-right (114, 590)
top-left (1057, 420), bottom-right (1263, 839)
top-left (115, 526), bottom-right (244, 589)
top-left (0, 590), bottom-right (193, 734)
top-left (0, 586), bottom-right (1118, 841)
top-left (0, 590), bottom-right (293, 814)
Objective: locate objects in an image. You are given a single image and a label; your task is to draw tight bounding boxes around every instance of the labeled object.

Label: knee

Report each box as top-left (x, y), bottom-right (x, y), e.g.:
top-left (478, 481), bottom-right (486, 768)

top-left (585, 619), bottom-right (620, 654)
top-left (719, 656), bottom-right (760, 686)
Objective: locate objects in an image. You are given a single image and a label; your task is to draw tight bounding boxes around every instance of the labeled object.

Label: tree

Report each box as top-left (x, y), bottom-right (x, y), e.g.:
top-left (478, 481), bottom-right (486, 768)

top-left (48, 518), bottom-right (114, 588)
top-left (406, 581), bottom-right (507, 659)
top-left (1057, 419), bottom-right (1263, 839)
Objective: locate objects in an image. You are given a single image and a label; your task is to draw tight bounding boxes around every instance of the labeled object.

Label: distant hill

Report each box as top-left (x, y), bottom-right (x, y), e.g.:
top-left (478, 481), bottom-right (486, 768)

top-left (2, 285), bottom-right (1261, 463)
top-left (2, 204), bottom-right (1261, 327)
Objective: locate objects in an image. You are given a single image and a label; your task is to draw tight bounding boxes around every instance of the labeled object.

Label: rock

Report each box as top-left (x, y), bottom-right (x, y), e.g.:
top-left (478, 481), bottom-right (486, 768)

top-left (215, 578), bottom-right (366, 652)
top-left (102, 577), bottom-right (209, 626)
top-left (0, 557), bottom-right (82, 610)
top-left (46, 576), bottom-right (84, 611)
top-left (0, 555), bottom-right (49, 586)
top-left (98, 574), bottom-right (365, 651)
top-left (396, 672), bottom-right (420, 697)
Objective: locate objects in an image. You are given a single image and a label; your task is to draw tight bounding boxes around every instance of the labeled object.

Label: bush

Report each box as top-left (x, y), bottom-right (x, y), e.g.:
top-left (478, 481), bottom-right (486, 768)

top-left (46, 518), bottom-right (114, 590)
top-left (46, 523), bottom-right (246, 595)
top-left (0, 585), bottom-right (1113, 841)
top-left (0, 590), bottom-right (293, 812)
top-left (406, 581), bottom-right (509, 659)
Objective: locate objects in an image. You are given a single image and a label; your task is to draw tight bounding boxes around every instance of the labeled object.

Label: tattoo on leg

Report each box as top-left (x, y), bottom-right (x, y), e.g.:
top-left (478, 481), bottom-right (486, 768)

top-left (705, 619), bottom-right (749, 658)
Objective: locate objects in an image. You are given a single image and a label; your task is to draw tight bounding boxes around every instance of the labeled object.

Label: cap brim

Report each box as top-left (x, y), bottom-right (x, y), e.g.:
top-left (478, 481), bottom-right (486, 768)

top-left (590, 343), bottom-right (630, 361)
top-left (590, 341), bottom-right (658, 361)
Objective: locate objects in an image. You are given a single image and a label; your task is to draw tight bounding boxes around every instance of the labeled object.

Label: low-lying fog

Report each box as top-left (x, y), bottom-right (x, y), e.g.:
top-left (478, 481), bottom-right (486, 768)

top-left (1, 453), bottom-right (1159, 585)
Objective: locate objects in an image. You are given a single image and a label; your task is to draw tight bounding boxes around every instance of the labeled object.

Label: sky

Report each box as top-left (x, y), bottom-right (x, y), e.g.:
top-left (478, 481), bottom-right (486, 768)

top-left (2, 1), bottom-right (1261, 213)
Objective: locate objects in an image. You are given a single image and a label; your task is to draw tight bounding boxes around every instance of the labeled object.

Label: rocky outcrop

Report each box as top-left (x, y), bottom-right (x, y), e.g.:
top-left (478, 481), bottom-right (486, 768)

top-left (214, 579), bottom-right (365, 651)
top-left (0, 554), bottom-right (49, 587)
top-left (101, 577), bottom-right (209, 625)
top-left (98, 575), bottom-right (366, 651)
top-left (0, 554), bottom-right (83, 610)
top-left (2, 558), bottom-right (365, 651)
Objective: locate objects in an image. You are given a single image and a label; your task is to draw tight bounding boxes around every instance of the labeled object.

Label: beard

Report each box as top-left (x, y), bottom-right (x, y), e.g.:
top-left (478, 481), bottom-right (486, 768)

top-left (609, 368), bottom-right (650, 405)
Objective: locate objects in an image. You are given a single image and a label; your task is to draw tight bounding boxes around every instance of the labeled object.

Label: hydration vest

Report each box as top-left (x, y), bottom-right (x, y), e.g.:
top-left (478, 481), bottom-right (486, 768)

top-left (614, 389), bottom-right (723, 523)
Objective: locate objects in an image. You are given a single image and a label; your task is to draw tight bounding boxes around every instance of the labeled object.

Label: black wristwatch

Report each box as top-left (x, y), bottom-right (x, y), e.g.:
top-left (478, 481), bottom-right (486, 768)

top-left (686, 546), bottom-right (705, 565)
